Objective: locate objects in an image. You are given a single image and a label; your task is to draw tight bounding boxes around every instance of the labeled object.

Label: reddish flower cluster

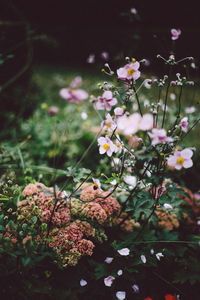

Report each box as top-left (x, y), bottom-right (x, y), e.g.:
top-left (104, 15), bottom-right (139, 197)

top-left (19, 183), bottom-right (71, 227)
top-left (155, 207), bottom-right (179, 231)
top-left (80, 184), bottom-right (121, 224)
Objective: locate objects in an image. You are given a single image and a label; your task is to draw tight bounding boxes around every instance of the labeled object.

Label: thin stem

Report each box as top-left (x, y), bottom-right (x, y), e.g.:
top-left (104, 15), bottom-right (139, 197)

top-left (133, 85), bottom-right (143, 116)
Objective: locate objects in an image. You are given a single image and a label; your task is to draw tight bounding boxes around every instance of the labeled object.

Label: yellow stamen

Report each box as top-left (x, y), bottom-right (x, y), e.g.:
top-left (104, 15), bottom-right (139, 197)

top-left (177, 157), bottom-right (184, 164)
top-left (116, 143), bottom-right (120, 148)
top-left (128, 68), bottom-right (135, 76)
top-left (93, 183), bottom-right (98, 188)
top-left (106, 122), bottom-right (111, 128)
top-left (103, 144), bottom-right (109, 150)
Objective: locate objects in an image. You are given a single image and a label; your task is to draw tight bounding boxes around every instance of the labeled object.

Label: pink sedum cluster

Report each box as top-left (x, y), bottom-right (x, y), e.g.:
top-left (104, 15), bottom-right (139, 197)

top-left (19, 183), bottom-right (71, 227)
top-left (80, 185), bottom-right (121, 224)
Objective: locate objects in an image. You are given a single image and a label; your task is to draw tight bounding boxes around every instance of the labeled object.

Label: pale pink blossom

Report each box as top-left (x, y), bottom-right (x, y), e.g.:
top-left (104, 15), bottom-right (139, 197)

top-left (114, 134), bottom-right (123, 153)
top-left (117, 113), bottom-right (153, 135)
top-left (60, 88), bottom-right (88, 103)
top-left (180, 117), bottom-right (188, 132)
top-left (101, 113), bottom-right (117, 133)
top-left (101, 51), bottom-right (109, 60)
top-left (185, 106), bottom-right (196, 114)
top-left (171, 28), bottom-right (181, 40)
top-left (96, 91), bottom-right (117, 111)
top-left (70, 76), bottom-right (82, 88)
top-left (163, 203), bottom-right (173, 210)
top-left (130, 8), bottom-right (137, 14)
top-left (49, 106), bottom-right (59, 116)
top-left (167, 148), bottom-right (193, 170)
top-left (148, 128), bottom-right (173, 146)
top-left (104, 276), bottom-right (115, 287)
top-left (114, 107), bottom-right (124, 117)
top-left (124, 175), bottom-right (137, 188)
top-left (117, 61), bottom-right (141, 81)
top-left (87, 54), bottom-right (95, 63)
top-left (98, 136), bottom-right (116, 157)
top-left (139, 113), bottom-right (153, 131)
top-left (117, 247), bottom-right (130, 256)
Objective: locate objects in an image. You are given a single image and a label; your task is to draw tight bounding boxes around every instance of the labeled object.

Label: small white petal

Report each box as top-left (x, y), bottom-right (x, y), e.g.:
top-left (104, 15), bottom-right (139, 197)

top-left (141, 255), bottom-right (146, 264)
top-left (132, 284), bottom-right (140, 293)
top-left (117, 269), bottom-right (123, 276)
top-left (104, 276), bottom-right (115, 287)
top-left (150, 249), bottom-right (154, 255)
top-left (104, 257), bottom-right (114, 264)
top-left (116, 291), bottom-right (126, 300)
top-left (163, 203), bottom-right (173, 210)
top-left (80, 279), bottom-right (87, 286)
top-left (117, 248), bottom-right (130, 256)
top-left (156, 253), bottom-right (164, 261)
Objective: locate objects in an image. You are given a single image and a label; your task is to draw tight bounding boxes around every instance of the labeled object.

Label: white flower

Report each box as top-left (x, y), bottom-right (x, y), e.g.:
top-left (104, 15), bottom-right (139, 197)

top-left (163, 203), bottom-right (173, 210)
top-left (150, 249), bottom-right (154, 255)
top-left (156, 252), bottom-right (164, 261)
top-left (98, 136), bottom-right (116, 157)
top-left (141, 255), bottom-right (146, 264)
top-left (117, 269), bottom-right (123, 276)
top-left (104, 257), bottom-right (114, 264)
top-left (104, 276), bottom-right (115, 287)
top-left (80, 279), bottom-right (87, 286)
top-left (116, 291), bottom-right (126, 300)
top-left (124, 175), bottom-right (137, 188)
top-left (170, 93), bottom-right (176, 100)
top-left (117, 248), bottom-right (130, 256)
top-left (81, 112), bottom-right (88, 120)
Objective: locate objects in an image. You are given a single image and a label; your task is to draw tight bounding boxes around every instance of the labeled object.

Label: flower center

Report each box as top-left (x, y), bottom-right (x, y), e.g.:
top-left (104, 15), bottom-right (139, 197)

top-left (128, 68), bottom-right (135, 76)
top-left (116, 143), bottom-right (120, 147)
top-left (103, 144), bottom-right (110, 150)
top-left (106, 122), bottom-right (111, 128)
top-left (177, 157), bottom-right (184, 164)
top-left (93, 182), bottom-right (98, 189)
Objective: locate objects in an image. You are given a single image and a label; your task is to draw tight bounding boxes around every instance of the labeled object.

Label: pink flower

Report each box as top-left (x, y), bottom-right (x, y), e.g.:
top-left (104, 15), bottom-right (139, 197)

top-left (114, 107), bottom-right (124, 117)
top-left (60, 88), bottom-right (88, 103)
top-left (49, 106), bottom-right (59, 116)
top-left (70, 76), bottom-right (82, 88)
top-left (167, 148), bottom-right (193, 170)
top-left (101, 51), bottom-right (109, 60)
top-left (171, 28), bottom-right (181, 40)
top-left (139, 113), bottom-right (153, 131)
top-left (104, 276), bottom-right (115, 287)
top-left (117, 60), bottom-right (141, 81)
top-left (87, 54), bottom-right (95, 63)
top-left (148, 128), bottom-right (173, 146)
top-left (185, 106), bottom-right (196, 114)
top-left (114, 134), bottom-right (123, 154)
top-left (98, 136), bottom-right (116, 156)
top-left (101, 113), bottom-right (117, 133)
top-left (96, 91), bottom-right (117, 111)
top-left (117, 113), bottom-right (153, 135)
top-left (180, 117), bottom-right (188, 132)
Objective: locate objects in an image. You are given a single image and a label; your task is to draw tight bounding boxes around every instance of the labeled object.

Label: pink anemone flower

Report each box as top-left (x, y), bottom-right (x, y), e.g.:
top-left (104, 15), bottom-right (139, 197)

top-left (60, 88), bottom-right (88, 104)
top-left (167, 148), bottom-right (193, 170)
top-left (171, 28), bottom-right (181, 40)
top-left (96, 91), bottom-right (117, 111)
top-left (117, 60), bottom-right (141, 81)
